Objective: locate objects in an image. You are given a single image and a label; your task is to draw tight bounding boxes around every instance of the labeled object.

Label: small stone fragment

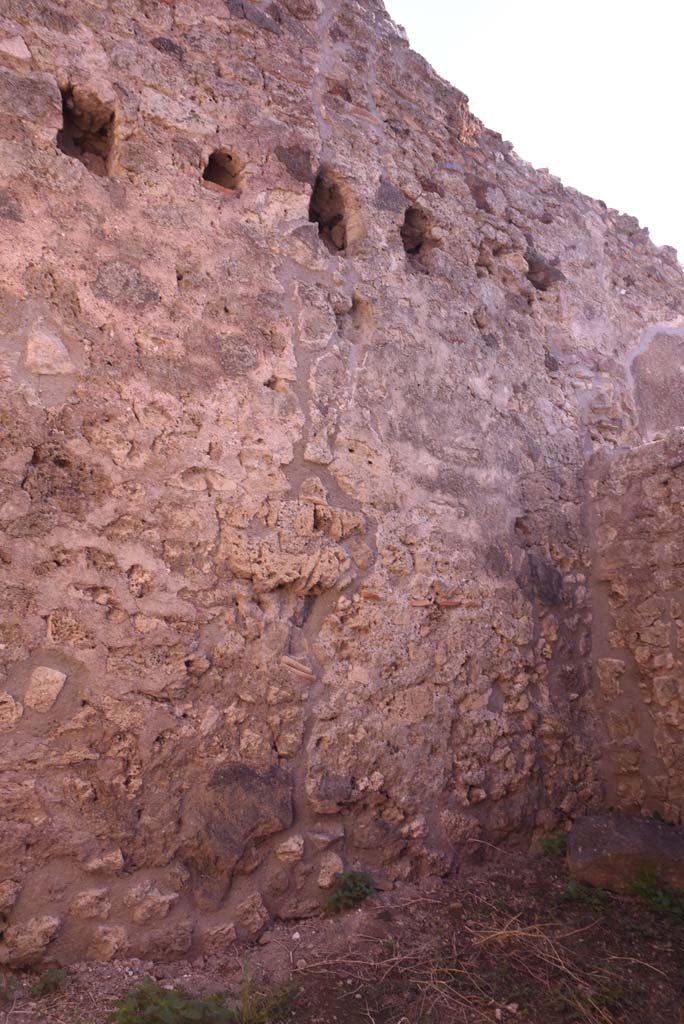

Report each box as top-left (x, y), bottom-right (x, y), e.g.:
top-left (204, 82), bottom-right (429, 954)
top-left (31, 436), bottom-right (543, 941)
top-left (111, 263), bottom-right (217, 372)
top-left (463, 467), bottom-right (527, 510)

top-left (317, 851), bottom-right (344, 889)
top-left (200, 922), bottom-right (237, 953)
top-left (71, 888), bottom-right (112, 920)
top-left (92, 925), bottom-right (126, 961)
top-left (133, 919), bottom-right (193, 959)
top-left (0, 692), bottom-right (23, 731)
top-left (84, 848), bottom-right (124, 874)
top-left (308, 823), bottom-right (345, 849)
top-left (0, 916), bottom-right (60, 966)
top-left (24, 666), bottom-right (66, 712)
top-left (25, 325), bottom-right (75, 375)
top-left (235, 893), bottom-right (269, 938)
top-left (276, 834), bottom-right (305, 863)
top-left (123, 881), bottom-right (178, 923)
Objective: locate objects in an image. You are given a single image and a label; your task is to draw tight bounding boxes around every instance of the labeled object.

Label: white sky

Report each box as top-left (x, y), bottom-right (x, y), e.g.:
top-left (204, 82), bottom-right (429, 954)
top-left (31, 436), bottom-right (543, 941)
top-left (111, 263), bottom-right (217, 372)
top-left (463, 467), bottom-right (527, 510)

top-left (383, 0), bottom-right (684, 258)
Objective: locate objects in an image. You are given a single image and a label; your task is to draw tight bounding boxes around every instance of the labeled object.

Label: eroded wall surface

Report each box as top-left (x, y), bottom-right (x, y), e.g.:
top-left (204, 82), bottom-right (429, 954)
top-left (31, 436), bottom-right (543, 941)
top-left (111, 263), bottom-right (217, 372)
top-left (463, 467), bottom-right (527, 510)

top-left (0, 0), bottom-right (683, 964)
top-left (590, 430), bottom-right (684, 824)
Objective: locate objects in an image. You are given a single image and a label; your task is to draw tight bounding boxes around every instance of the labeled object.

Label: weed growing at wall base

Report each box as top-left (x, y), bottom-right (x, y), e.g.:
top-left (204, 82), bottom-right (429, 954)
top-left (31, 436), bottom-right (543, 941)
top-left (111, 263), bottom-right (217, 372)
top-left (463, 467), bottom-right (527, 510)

top-left (109, 977), bottom-right (292, 1024)
top-left (560, 879), bottom-right (609, 911)
top-left (0, 974), bottom-right (20, 1006)
top-left (109, 979), bottom-right (236, 1024)
top-left (539, 833), bottom-right (568, 858)
top-left (323, 870), bottom-right (375, 913)
top-left (30, 968), bottom-right (70, 998)
top-left (631, 866), bottom-right (684, 918)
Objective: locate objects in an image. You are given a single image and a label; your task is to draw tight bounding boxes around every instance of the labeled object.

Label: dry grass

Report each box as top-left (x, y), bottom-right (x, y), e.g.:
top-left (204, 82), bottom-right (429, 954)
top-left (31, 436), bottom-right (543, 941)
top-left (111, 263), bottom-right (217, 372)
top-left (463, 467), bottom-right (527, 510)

top-left (296, 885), bottom-right (675, 1024)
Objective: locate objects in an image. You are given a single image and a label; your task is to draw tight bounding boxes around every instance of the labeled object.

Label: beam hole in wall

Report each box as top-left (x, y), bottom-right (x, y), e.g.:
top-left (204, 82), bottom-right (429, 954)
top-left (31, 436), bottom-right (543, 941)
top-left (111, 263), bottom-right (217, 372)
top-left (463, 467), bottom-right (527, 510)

top-left (401, 205), bottom-right (437, 271)
top-left (309, 169), bottom-right (347, 252)
top-left (202, 151), bottom-right (241, 193)
top-left (56, 87), bottom-right (114, 177)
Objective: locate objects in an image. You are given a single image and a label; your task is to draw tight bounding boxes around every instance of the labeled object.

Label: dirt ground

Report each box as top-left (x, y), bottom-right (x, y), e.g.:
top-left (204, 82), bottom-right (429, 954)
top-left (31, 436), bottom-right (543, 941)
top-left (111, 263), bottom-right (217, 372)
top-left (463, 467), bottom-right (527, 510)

top-left (2, 850), bottom-right (683, 1024)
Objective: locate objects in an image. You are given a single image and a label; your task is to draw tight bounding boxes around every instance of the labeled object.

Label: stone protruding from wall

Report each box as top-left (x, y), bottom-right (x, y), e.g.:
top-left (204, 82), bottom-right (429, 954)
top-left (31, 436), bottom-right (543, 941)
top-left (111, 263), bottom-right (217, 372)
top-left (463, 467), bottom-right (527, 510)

top-left (589, 429), bottom-right (684, 823)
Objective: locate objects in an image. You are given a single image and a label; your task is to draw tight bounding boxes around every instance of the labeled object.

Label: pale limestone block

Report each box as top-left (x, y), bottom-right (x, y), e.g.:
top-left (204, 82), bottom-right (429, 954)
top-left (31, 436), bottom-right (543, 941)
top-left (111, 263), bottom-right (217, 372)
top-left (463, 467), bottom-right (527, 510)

top-left (92, 925), bottom-right (126, 961)
top-left (71, 888), bottom-right (111, 920)
top-left (235, 893), bottom-right (268, 937)
top-left (123, 881), bottom-right (178, 923)
top-left (275, 834), bottom-right (304, 863)
top-left (25, 325), bottom-right (75, 375)
top-left (25, 666), bottom-right (67, 712)
top-left (317, 851), bottom-right (343, 889)
top-left (84, 849), bottom-right (124, 874)
top-left (200, 922), bottom-right (237, 953)
top-left (0, 916), bottom-right (60, 965)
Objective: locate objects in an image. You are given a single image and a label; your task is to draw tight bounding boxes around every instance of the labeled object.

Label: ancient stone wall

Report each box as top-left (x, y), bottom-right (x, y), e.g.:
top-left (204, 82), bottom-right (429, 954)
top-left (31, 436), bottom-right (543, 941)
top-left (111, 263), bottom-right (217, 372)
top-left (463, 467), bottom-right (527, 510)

top-left (0, 0), bottom-right (682, 965)
top-left (590, 429), bottom-right (684, 824)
